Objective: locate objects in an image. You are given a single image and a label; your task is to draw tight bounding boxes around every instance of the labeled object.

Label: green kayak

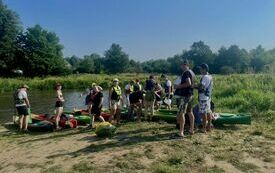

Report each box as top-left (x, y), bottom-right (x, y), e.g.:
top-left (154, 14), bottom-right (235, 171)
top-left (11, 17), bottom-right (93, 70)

top-left (212, 113), bottom-right (251, 125)
top-left (74, 115), bottom-right (91, 125)
top-left (14, 116), bottom-right (54, 132)
top-left (152, 111), bottom-right (251, 125)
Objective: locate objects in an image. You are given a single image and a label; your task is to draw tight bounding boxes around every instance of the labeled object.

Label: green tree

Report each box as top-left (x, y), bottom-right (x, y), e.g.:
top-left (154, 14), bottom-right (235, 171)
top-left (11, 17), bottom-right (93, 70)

top-left (184, 41), bottom-right (215, 73)
top-left (0, 0), bottom-right (22, 76)
top-left (76, 55), bottom-right (95, 73)
top-left (214, 45), bottom-right (250, 73)
top-left (18, 25), bottom-right (70, 76)
top-left (104, 43), bottom-right (130, 74)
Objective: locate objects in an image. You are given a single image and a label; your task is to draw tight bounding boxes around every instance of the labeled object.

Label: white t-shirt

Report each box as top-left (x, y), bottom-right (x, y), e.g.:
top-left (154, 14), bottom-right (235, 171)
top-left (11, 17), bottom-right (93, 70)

top-left (166, 80), bottom-right (172, 87)
top-left (15, 90), bottom-right (28, 107)
top-left (125, 84), bottom-right (131, 90)
top-left (199, 74), bottom-right (212, 100)
top-left (174, 76), bottom-right (181, 86)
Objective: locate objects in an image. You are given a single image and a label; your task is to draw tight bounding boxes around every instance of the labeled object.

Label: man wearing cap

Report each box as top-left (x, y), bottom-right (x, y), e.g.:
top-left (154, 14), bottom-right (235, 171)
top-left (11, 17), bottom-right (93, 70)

top-left (14, 84), bottom-right (30, 132)
top-left (174, 60), bottom-right (195, 137)
top-left (109, 78), bottom-right (122, 124)
top-left (197, 63), bottom-right (213, 133)
top-left (161, 74), bottom-right (173, 110)
top-left (144, 75), bottom-right (156, 120)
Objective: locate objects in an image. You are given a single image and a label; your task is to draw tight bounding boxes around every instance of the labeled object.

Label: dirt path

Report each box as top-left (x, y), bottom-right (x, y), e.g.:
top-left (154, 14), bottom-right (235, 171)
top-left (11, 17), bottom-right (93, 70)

top-left (0, 122), bottom-right (274, 173)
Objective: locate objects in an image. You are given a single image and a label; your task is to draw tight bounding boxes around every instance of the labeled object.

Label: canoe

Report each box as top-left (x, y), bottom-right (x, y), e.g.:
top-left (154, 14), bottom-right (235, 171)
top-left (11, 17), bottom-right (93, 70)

top-left (152, 111), bottom-right (177, 123)
top-left (64, 110), bottom-right (112, 125)
top-left (14, 116), bottom-right (54, 132)
top-left (74, 115), bottom-right (91, 125)
top-left (31, 114), bottom-right (78, 129)
top-left (152, 111), bottom-right (251, 125)
top-left (212, 113), bottom-right (251, 125)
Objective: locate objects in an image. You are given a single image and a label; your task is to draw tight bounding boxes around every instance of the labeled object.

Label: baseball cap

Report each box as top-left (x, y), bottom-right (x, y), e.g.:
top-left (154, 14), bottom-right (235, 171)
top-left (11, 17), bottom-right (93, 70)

top-left (113, 78), bottom-right (119, 82)
top-left (21, 84), bottom-right (29, 89)
top-left (200, 63), bottom-right (209, 71)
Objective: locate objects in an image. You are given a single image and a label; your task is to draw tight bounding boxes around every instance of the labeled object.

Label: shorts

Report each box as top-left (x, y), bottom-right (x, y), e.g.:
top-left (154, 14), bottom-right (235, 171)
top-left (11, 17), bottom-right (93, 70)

top-left (55, 101), bottom-right (64, 108)
top-left (91, 106), bottom-right (102, 117)
top-left (16, 106), bottom-right (29, 116)
top-left (199, 99), bottom-right (212, 114)
top-left (178, 96), bottom-right (194, 114)
top-left (110, 100), bottom-right (121, 110)
top-left (165, 93), bottom-right (173, 99)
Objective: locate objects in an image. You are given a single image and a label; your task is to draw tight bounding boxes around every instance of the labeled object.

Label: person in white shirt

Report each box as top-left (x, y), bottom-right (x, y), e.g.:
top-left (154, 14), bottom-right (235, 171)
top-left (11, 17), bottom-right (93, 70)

top-left (14, 84), bottom-right (30, 132)
top-left (124, 80), bottom-right (134, 108)
top-left (161, 74), bottom-right (172, 110)
top-left (196, 63), bottom-right (213, 133)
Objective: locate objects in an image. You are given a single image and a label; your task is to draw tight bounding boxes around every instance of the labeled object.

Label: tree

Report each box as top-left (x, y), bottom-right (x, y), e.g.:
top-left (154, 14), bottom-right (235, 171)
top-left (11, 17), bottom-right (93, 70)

top-left (65, 55), bottom-right (81, 71)
top-left (214, 45), bottom-right (250, 73)
top-left (0, 0), bottom-right (22, 76)
top-left (249, 45), bottom-right (267, 72)
top-left (184, 41), bottom-right (215, 73)
top-left (18, 25), bottom-right (70, 76)
top-left (104, 43), bottom-right (130, 74)
top-left (76, 55), bottom-right (95, 73)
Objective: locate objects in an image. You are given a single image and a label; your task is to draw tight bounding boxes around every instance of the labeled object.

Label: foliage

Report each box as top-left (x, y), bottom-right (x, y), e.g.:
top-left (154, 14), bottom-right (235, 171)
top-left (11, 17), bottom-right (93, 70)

top-left (0, 0), bottom-right (22, 76)
top-left (17, 25), bottom-right (70, 77)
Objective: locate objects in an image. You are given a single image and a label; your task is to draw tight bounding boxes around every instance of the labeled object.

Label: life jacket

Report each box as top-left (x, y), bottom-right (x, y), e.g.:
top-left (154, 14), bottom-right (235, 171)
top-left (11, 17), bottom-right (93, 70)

top-left (111, 86), bottom-right (121, 101)
top-left (133, 83), bottom-right (141, 92)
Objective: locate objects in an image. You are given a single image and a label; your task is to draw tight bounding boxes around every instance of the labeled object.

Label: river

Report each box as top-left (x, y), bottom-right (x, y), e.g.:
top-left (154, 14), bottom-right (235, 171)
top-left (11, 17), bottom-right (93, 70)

top-left (0, 90), bottom-right (110, 124)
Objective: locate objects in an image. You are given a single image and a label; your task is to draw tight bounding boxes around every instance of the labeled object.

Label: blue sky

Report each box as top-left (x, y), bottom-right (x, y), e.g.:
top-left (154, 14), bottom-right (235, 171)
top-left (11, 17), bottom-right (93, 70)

top-left (4, 0), bottom-right (275, 61)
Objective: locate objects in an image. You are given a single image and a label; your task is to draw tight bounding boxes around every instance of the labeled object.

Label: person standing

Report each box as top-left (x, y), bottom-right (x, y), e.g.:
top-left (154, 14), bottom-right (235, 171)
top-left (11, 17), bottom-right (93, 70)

top-left (161, 74), bottom-right (173, 110)
top-left (174, 60), bottom-right (195, 137)
top-left (124, 80), bottom-right (134, 108)
top-left (197, 63), bottom-right (213, 133)
top-left (55, 83), bottom-right (65, 130)
top-left (14, 84), bottom-right (30, 132)
top-left (89, 86), bottom-right (105, 128)
top-left (109, 78), bottom-right (122, 124)
top-left (144, 75), bottom-right (156, 121)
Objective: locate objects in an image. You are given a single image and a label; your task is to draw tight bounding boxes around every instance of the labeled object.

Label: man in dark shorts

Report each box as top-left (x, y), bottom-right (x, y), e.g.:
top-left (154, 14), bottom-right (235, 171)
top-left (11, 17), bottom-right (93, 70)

top-left (128, 86), bottom-right (143, 122)
top-left (14, 84), bottom-right (30, 132)
top-left (174, 60), bottom-right (195, 137)
top-left (89, 86), bottom-right (105, 128)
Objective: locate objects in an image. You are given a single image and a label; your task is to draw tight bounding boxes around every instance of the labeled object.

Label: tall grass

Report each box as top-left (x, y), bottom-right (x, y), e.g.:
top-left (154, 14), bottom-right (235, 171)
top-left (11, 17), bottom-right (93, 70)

top-left (0, 73), bottom-right (274, 115)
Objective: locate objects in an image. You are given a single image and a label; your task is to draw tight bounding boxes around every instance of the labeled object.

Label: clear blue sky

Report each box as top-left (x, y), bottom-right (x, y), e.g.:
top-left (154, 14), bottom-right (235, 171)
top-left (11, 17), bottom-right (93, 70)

top-left (4, 0), bottom-right (275, 61)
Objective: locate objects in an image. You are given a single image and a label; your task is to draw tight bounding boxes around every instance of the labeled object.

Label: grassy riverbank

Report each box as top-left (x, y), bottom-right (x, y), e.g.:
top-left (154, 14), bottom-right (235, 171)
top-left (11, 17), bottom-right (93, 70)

top-left (1, 73), bottom-right (274, 114)
top-left (0, 73), bottom-right (274, 173)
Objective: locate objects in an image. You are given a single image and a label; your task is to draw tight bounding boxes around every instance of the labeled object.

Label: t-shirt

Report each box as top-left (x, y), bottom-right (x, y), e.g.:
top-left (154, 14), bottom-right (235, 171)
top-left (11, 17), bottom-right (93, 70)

top-left (174, 76), bottom-right (182, 97)
top-left (145, 79), bottom-right (155, 91)
top-left (15, 90), bottom-right (28, 107)
top-left (92, 92), bottom-right (103, 107)
top-left (164, 80), bottom-right (172, 93)
top-left (179, 70), bottom-right (194, 97)
top-left (125, 84), bottom-right (133, 95)
top-left (198, 74), bottom-right (213, 100)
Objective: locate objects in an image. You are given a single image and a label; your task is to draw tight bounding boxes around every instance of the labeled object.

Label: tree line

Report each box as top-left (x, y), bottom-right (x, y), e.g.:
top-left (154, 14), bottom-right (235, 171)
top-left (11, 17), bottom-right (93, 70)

top-left (1, 0), bottom-right (274, 77)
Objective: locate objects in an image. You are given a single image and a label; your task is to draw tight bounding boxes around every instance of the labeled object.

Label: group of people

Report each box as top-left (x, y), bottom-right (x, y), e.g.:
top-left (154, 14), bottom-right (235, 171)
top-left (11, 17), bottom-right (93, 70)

top-left (14, 59), bottom-right (213, 138)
